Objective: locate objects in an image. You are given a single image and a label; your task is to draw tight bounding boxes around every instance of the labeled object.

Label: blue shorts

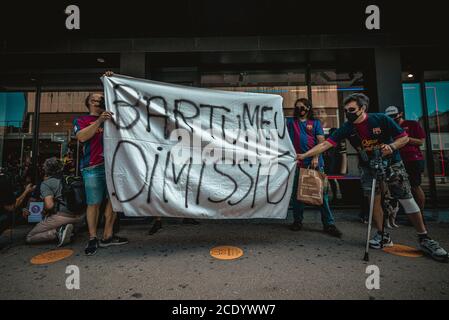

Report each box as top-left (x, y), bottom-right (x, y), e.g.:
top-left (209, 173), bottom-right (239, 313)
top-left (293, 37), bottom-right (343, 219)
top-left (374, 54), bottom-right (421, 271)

top-left (81, 164), bottom-right (108, 205)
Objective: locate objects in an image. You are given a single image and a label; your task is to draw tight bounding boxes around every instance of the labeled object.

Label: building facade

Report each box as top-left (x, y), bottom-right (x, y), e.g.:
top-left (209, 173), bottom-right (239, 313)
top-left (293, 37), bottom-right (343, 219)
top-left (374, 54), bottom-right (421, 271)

top-left (1, 1), bottom-right (448, 217)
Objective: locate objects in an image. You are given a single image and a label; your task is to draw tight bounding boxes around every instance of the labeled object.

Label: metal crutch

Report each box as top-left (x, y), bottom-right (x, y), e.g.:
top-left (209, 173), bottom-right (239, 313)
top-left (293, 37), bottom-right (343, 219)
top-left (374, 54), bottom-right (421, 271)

top-left (363, 177), bottom-right (377, 261)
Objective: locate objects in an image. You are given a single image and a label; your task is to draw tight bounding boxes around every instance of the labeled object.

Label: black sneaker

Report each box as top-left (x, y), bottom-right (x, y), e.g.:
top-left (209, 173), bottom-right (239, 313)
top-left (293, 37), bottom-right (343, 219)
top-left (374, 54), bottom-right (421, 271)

top-left (56, 224), bottom-right (74, 247)
top-left (182, 218), bottom-right (200, 225)
top-left (85, 237), bottom-right (99, 256)
top-left (99, 235), bottom-right (129, 248)
top-left (323, 225), bottom-right (343, 238)
top-left (289, 221), bottom-right (303, 231)
top-left (148, 220), bottom-right (162, 235)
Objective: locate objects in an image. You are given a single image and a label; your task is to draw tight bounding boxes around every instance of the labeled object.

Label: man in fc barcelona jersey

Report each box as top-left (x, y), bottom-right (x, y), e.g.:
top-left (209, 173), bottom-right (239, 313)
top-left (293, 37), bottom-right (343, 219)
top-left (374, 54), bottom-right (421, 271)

top-left (297, 93), bottom-right (448, 262)
top-left (74, 73), bottom-right (128, 256)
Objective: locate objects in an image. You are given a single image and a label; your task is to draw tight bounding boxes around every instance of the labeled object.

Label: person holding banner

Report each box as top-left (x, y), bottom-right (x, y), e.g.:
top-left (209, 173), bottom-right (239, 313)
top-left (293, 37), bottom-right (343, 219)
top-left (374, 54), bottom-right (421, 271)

top-left (287, 98), bottom-right (343, 238)
top-left (74, 73), bottom-right (128, 256)
top-left (297, 93), bottom-right (448, 262)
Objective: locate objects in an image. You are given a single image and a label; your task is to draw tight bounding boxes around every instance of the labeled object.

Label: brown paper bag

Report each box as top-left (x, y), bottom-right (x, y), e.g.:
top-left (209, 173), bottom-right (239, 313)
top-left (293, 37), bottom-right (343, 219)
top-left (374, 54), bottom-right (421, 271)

top-left (297, 168), bottom-right (326, 206)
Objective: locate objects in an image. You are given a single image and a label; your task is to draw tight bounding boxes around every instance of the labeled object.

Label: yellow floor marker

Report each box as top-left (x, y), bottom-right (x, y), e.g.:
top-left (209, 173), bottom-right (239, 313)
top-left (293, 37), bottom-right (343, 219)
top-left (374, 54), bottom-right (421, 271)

top-left (31, 249), bottom-right (74, 265)
top-left (210, 246), bottom-right (243, 260)
top-left (383, 244), bottom-right (423, 258)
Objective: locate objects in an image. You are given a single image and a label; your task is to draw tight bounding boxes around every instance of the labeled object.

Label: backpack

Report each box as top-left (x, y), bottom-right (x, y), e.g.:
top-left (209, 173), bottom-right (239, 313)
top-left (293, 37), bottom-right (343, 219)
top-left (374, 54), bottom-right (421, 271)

top-left (60, 175), bottom-right (87, 213)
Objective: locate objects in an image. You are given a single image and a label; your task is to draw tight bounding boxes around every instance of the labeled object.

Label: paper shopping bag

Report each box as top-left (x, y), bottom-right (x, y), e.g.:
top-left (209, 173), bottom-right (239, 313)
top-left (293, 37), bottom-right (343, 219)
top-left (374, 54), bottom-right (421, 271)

top-left (297, 168), bottom-right (326, 206)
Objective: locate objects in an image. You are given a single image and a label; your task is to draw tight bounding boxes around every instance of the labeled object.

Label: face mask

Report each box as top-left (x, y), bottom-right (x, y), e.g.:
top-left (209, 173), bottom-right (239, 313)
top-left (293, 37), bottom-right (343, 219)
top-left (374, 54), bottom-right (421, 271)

top-left (298, 106), bottom-right (309, 117)
top-left (345, 109), bottom-right (362, 123)
top-left (388, 113), bottom-right (401, 123)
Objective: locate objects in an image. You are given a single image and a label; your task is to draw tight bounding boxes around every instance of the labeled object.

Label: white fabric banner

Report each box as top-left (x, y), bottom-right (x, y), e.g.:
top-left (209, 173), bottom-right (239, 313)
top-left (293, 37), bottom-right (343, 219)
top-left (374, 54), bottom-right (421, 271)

top-left (102, 75), bottom-right (296, 219)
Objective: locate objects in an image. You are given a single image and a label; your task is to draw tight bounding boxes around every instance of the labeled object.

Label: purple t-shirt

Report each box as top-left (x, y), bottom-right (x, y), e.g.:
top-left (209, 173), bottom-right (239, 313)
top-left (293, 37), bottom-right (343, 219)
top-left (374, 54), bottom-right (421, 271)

top-left (73, 115), bottom-right (104, 169)
top-left (399, 120), bottom-right (426, 162)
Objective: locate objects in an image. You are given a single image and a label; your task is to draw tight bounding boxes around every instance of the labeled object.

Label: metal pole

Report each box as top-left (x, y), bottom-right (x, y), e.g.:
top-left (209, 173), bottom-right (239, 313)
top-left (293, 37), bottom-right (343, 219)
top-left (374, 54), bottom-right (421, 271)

top-left (19, 134), bottom-right (25, 177)
top-left (31, 82), bottom-right (42, 184)
top-left (419, 71), bottom-right (438, 215)
top-left (76, 139), bottom-right (80, 177)
top-left (306, 51), bottom-right (312, 104)
top-left (364, 177), bottom-right (377, 261)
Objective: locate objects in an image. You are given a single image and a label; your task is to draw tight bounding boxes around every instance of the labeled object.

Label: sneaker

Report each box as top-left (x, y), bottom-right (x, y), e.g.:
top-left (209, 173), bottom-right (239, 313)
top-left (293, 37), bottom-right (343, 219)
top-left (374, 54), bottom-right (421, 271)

top-left (85, 237), bottom-right (99, 256)
top-left (56, 224), bottom-right (74, 247)
top-left (369, 232), bottom-right (393, 249)
top-left (148, 220), bottom-right (162, 235)
top-left (99, 235), bottom-right (129, 248)
top-left (289, 221), bottom-right (303, 232)
top-left (182, 218), bottom-right (200, 225)
top-left (419, 238), bottom-right (449, 262)
top-left (323, 225), bottom-right (343, 238)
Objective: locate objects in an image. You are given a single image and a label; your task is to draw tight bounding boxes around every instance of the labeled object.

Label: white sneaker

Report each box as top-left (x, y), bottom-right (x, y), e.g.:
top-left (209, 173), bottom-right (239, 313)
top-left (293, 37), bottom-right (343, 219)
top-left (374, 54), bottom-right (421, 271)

top-left (420, 238), bottom-right (449, 262)
top-left (369, 232), bottom-right (393, 249)
top-left (56, 224), bottom-right (74, 247)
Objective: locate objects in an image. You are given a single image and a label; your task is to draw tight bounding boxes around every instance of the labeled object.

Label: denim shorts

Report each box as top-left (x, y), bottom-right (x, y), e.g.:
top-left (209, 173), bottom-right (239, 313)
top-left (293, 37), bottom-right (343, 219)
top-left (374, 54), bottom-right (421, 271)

top-left (81, 164), bottom-right (108, 205)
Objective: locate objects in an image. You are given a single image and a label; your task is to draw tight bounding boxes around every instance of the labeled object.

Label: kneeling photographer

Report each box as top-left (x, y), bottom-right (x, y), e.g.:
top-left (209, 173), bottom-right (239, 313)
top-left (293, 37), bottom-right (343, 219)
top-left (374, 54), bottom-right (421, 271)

top-left (297, 93), bottom-right (448, 262)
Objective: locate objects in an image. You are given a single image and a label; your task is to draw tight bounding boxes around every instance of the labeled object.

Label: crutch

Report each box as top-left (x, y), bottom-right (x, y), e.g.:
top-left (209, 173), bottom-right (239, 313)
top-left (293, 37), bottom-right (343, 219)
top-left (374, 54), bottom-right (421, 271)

top-left (363, 177), bottom-right (377, 261)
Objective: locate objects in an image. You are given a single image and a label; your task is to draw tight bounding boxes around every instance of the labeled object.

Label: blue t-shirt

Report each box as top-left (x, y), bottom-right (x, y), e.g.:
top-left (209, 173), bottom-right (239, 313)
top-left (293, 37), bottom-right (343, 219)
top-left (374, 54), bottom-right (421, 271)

top-left (327, 113), bottom-right (407, 167)
top-left (287, 117), bottom-right (325, 168)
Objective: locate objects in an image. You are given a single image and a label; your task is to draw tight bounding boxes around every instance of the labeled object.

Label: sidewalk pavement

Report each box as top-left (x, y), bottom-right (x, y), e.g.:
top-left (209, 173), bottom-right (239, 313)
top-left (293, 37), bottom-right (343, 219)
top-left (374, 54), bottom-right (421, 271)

top-left (0, 210), bottom-right (448, 300)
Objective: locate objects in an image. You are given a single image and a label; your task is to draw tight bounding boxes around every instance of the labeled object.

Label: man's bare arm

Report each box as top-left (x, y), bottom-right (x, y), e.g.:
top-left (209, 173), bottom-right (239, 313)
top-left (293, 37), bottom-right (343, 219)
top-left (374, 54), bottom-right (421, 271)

top-left (298, 141), bottom-right (334, 160)
top-left (76, 111), bottom-right (113, 143)
top-left (391, 135), bottom-right (410, 150)
top-left (76, 120), bottom-right (103, 143)
top-left (43, 196), bottom-right (55, 211)
top-left (408, 137), bottom-right (425, 146)
top-left (15, 184), bottom-right (35, 209)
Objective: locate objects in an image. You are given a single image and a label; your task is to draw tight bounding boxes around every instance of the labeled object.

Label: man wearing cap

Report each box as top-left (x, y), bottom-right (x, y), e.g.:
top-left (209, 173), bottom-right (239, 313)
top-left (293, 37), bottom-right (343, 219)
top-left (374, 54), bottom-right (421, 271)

top-left (385, 106), bottom-right (426, 212)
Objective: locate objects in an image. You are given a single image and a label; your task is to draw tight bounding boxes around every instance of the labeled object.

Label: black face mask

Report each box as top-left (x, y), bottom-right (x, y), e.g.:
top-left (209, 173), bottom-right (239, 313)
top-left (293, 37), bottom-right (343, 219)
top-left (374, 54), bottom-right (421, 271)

top-left (345, 109), bottom-right (362, 123)
top-left (389, 113), bottom-right (401, 123)
top-left (298, 106), bottom-right (309, 117)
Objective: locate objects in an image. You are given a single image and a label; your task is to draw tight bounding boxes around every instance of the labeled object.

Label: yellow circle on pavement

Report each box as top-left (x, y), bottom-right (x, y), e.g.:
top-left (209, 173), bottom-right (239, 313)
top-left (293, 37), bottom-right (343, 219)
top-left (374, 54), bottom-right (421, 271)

top-left (383, 244), bottom-right (423, 258)
top-left (31, 249), bottom-right (74, 265)
top-left (210, 246), bottom-right (243, 260)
